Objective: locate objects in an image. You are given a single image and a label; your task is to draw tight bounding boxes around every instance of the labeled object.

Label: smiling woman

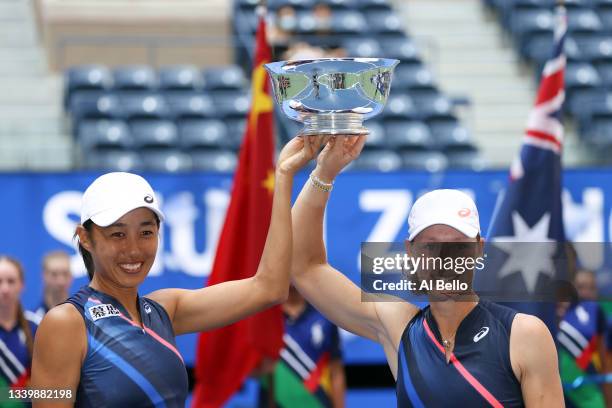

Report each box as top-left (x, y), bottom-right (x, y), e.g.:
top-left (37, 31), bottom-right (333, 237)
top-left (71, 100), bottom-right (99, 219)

top-left (30, 136), bottom-right (323, 408)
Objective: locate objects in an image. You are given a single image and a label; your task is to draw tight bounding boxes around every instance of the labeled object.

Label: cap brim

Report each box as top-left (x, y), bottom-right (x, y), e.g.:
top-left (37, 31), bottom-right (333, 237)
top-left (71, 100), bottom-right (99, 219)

top-left (89, 204), bottom-right (165, 227)
top-left (408, 221), bottom-right (479, 241)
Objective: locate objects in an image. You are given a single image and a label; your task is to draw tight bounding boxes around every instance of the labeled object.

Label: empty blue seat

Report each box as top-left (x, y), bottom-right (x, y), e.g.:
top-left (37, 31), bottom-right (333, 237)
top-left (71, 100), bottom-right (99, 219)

top-left (566, 62), bottom-right (602, 96)
top-left (275, 113), bottom-right (302, 143)
top-left (130, 119), bottom-right (178, 148)
top-left (416, 94), bottom-right (454, 120)
top-left (65, 65), bottom-right (112, 109)
top-left (359, 0), bottom-right (392, 12)
top-left (165, 92), bottom-right (215, 119)
top-left (571, 35), bottom-right (612, 62)
top-left (159, 65), bottom-right (203, 91)
top-left (342, 38), bottom-right (383, 58)
top-left (581, 115), bottom-right (612, 148)
top-left (392, 64), bottom-right (436, 91)
top-left (385, 120), bottom-right (432, 150)
top-left (365, 10), bottom-right (403, 34)
top-left (363, 121), bottom-right (386, 149)
top-left (225, 118), bottom-right (248, 147)
top-left (211, 90), bottom-right (251, 118)
top-left (119, 92), bottom-right (169, 120)
top-left (113, 65), bottom-right (157, 91)
top-left (429, 120), bottom-right (475, 151)
top-left (351, 150), bottom-right (402, 172)
top-left (84, 149), bottom-right (142, 172)
top-left (446, 149), bottom-right (487, 171)
top-left (567, 87), bottom-right (607, 118)
top-left (204, 65), bottom-right (248, 90)
top-left (78, 119), bottom-right (131, 150)
top-left (142, 149), bottom-right (192, 172)
top-left (380, 37), bottom-right (421, 63)
top-left (179, 119), bottom-right (230, 149)
top-left (330, 10), bottom-right (367, 34)
top-left (522, 30), bottom-right (554, 63)
top-left (191, 150), bottom-right (238, 172)
top-left (598, 9), bottom-right (612, 30)
top-left (380, 94), bottom-right (417, 119)
top-left (401, 151), bottom-right (448, 172)
top-left (268, 0), bottom-right (315, 10)
top-left (596, 61), bottom-right (612, 84)
top-left (567, 8), bottom-right (603, 33)
top-left (511, 9), bottom-right (553, 39)
top-left (70, 92), bottom-right (121, 122)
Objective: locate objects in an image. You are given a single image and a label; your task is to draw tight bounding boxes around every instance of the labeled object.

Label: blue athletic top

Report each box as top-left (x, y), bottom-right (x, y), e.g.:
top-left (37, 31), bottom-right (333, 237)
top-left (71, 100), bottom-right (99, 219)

top-left (64, 286), bottom-right (188, 408)
top-left (397, 300), bottom-right (524, 407)
top-left (0, 311), bottom-right (38, 387)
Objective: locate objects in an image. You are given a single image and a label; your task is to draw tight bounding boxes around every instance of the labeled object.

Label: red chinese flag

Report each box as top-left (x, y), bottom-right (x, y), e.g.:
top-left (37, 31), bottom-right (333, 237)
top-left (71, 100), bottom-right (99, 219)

top-left (191, 13), bottom-right (283, 408)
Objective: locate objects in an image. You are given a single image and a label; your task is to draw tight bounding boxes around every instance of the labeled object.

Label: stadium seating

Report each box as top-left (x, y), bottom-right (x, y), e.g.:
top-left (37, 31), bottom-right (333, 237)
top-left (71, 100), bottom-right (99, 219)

top-left (65, 0), bottom-right (483, 171)
top-left (484, 0), bottom-right (612, 152)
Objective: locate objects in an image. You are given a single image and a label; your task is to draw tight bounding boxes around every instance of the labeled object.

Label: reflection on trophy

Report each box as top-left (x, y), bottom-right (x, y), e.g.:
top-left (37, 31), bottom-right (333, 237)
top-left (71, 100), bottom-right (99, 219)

top-left (264, 58), bottom-right (399, 136)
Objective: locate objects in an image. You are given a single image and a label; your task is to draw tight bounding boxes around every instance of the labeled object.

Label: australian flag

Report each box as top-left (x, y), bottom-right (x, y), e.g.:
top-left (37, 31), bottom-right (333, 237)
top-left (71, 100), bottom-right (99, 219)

top-left (478, 7), bottom-right (568, 334)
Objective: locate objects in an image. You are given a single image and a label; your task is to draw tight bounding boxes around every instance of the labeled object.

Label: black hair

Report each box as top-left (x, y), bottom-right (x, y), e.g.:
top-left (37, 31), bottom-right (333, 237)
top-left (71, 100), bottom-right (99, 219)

top-left (77, 220), bottom-right (95, 281)
top-left (75, 215), bottom-right (161, 281)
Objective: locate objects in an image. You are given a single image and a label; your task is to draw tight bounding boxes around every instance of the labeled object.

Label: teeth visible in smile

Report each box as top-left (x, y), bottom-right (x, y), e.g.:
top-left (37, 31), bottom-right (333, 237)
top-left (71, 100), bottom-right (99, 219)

top-left (119, 263), bottom-right (142, 271)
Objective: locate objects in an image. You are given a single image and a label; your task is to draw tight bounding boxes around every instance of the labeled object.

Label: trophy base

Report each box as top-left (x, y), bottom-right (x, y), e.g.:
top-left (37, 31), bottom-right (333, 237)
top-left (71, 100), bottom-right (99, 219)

top-left (299, 113), bottom-right (368, 136)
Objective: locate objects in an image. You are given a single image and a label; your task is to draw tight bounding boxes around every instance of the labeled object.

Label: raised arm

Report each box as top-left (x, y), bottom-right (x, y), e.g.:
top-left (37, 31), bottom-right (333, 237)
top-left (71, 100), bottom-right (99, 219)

top-left (511, 314), bottom-right (564, 407)
top-left (148, 137), bottom-right (321, 335)
top-left (291, 135), bottom-right (418, 346)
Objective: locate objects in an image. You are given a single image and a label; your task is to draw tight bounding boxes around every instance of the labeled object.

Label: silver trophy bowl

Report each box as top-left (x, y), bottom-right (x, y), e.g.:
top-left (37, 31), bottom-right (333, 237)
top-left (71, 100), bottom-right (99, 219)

top-left (264, 58), bottom-right (399, 136)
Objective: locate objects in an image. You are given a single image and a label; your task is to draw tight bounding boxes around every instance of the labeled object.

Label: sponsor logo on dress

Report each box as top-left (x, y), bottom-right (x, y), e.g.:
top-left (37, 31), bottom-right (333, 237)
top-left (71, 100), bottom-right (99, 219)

top-left (89, 304), bottom-right (121, 321)
top-left (473, 326), bottom-right (490, 343)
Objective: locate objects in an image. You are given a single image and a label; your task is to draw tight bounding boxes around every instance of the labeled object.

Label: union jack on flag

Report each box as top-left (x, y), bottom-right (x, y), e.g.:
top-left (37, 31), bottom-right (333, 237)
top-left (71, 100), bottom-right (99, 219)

top-left (511, 6), bottom-right (567, 179)
top-left (477, 7), bottom-right (568, 334)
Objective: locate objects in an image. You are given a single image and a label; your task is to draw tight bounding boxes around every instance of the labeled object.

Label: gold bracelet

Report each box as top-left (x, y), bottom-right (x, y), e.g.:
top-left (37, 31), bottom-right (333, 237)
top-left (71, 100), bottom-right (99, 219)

top-left (309, 171), bottom-right (333, 192)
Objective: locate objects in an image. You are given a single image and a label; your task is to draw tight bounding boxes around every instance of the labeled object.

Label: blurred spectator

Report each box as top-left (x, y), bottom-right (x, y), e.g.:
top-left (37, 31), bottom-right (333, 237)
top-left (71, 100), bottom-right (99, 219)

top-left (313, 3), bottom-right (332, 34)
top-left (0, 256), bottom-right (39, 400)
top-left (34, 250), bottom-right (73, 320)
top-left (268, 5), bottom-right (298, 46)
top-left (558, 269), bottom-right (612, 407)
top-left (282, 42), bottom-right (346, 61)
top-left (256, 286), bottom-right (345, 407)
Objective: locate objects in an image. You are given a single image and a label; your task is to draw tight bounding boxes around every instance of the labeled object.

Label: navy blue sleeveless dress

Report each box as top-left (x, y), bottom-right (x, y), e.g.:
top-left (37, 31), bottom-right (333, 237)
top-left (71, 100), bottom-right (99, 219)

top-left (64, 286), bottom-right (188, 407)
top-left (397, 301), bottom-right (524, 407)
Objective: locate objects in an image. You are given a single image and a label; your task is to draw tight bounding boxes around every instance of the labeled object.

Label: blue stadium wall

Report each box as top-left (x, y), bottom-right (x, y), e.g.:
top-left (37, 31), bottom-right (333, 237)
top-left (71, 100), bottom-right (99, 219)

top-left (1, 169), bottom-right (611, 366)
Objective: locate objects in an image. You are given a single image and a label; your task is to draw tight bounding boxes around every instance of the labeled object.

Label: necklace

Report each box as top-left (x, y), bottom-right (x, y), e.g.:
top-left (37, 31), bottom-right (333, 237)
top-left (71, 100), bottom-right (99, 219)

top-left (441, 333), bottom-right (456, 350)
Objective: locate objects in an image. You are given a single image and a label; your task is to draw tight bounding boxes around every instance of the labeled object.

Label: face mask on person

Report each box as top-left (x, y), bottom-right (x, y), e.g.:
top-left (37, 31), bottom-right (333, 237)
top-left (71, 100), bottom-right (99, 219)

top-left (278, 15), bottom-right (297, 31)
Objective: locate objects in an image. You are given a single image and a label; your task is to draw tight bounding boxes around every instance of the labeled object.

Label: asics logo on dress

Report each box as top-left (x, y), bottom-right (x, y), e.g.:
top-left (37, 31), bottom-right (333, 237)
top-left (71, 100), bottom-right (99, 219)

top-left (473, 326), bottom-right (490, 343)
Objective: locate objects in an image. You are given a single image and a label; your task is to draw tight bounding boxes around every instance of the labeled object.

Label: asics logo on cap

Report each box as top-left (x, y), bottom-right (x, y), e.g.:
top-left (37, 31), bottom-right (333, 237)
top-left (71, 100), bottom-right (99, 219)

top-left (144, 195), bottom-right (154, 203)
top-left (473, 326), bottom-right (489, 343)
top-left (458, 208), bottom-right (471, 218)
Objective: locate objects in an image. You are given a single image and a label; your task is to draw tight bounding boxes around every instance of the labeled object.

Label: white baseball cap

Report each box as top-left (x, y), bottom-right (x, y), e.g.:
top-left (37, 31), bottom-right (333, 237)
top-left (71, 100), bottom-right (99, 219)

top-left (80, 172), bottom-right (165, 227)
top-left (408, 189), bottom-right (480, 241)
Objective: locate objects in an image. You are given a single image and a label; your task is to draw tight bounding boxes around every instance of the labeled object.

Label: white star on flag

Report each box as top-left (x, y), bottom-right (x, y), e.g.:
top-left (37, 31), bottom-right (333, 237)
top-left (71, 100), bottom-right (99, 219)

top-left (492, 212), bottom-right (557, 293)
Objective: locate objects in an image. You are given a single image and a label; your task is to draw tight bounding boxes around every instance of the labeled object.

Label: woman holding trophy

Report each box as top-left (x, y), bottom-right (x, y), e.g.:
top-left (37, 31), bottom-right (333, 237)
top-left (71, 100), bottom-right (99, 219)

top-left (265, 57), bottom-right (563, 407)
top-left (30, 136), bottom-right (321, 408)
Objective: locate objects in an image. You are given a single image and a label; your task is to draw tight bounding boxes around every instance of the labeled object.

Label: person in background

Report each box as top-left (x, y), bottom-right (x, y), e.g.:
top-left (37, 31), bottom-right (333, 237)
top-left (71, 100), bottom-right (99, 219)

top-left (558, 269), bottom-right (612, 407)
top-left (0, 256), bottom-right (39, 406)
top-left (34, 251), bottom-right (73, 320)
top-left (258, 286), bottom-right (345, 408)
